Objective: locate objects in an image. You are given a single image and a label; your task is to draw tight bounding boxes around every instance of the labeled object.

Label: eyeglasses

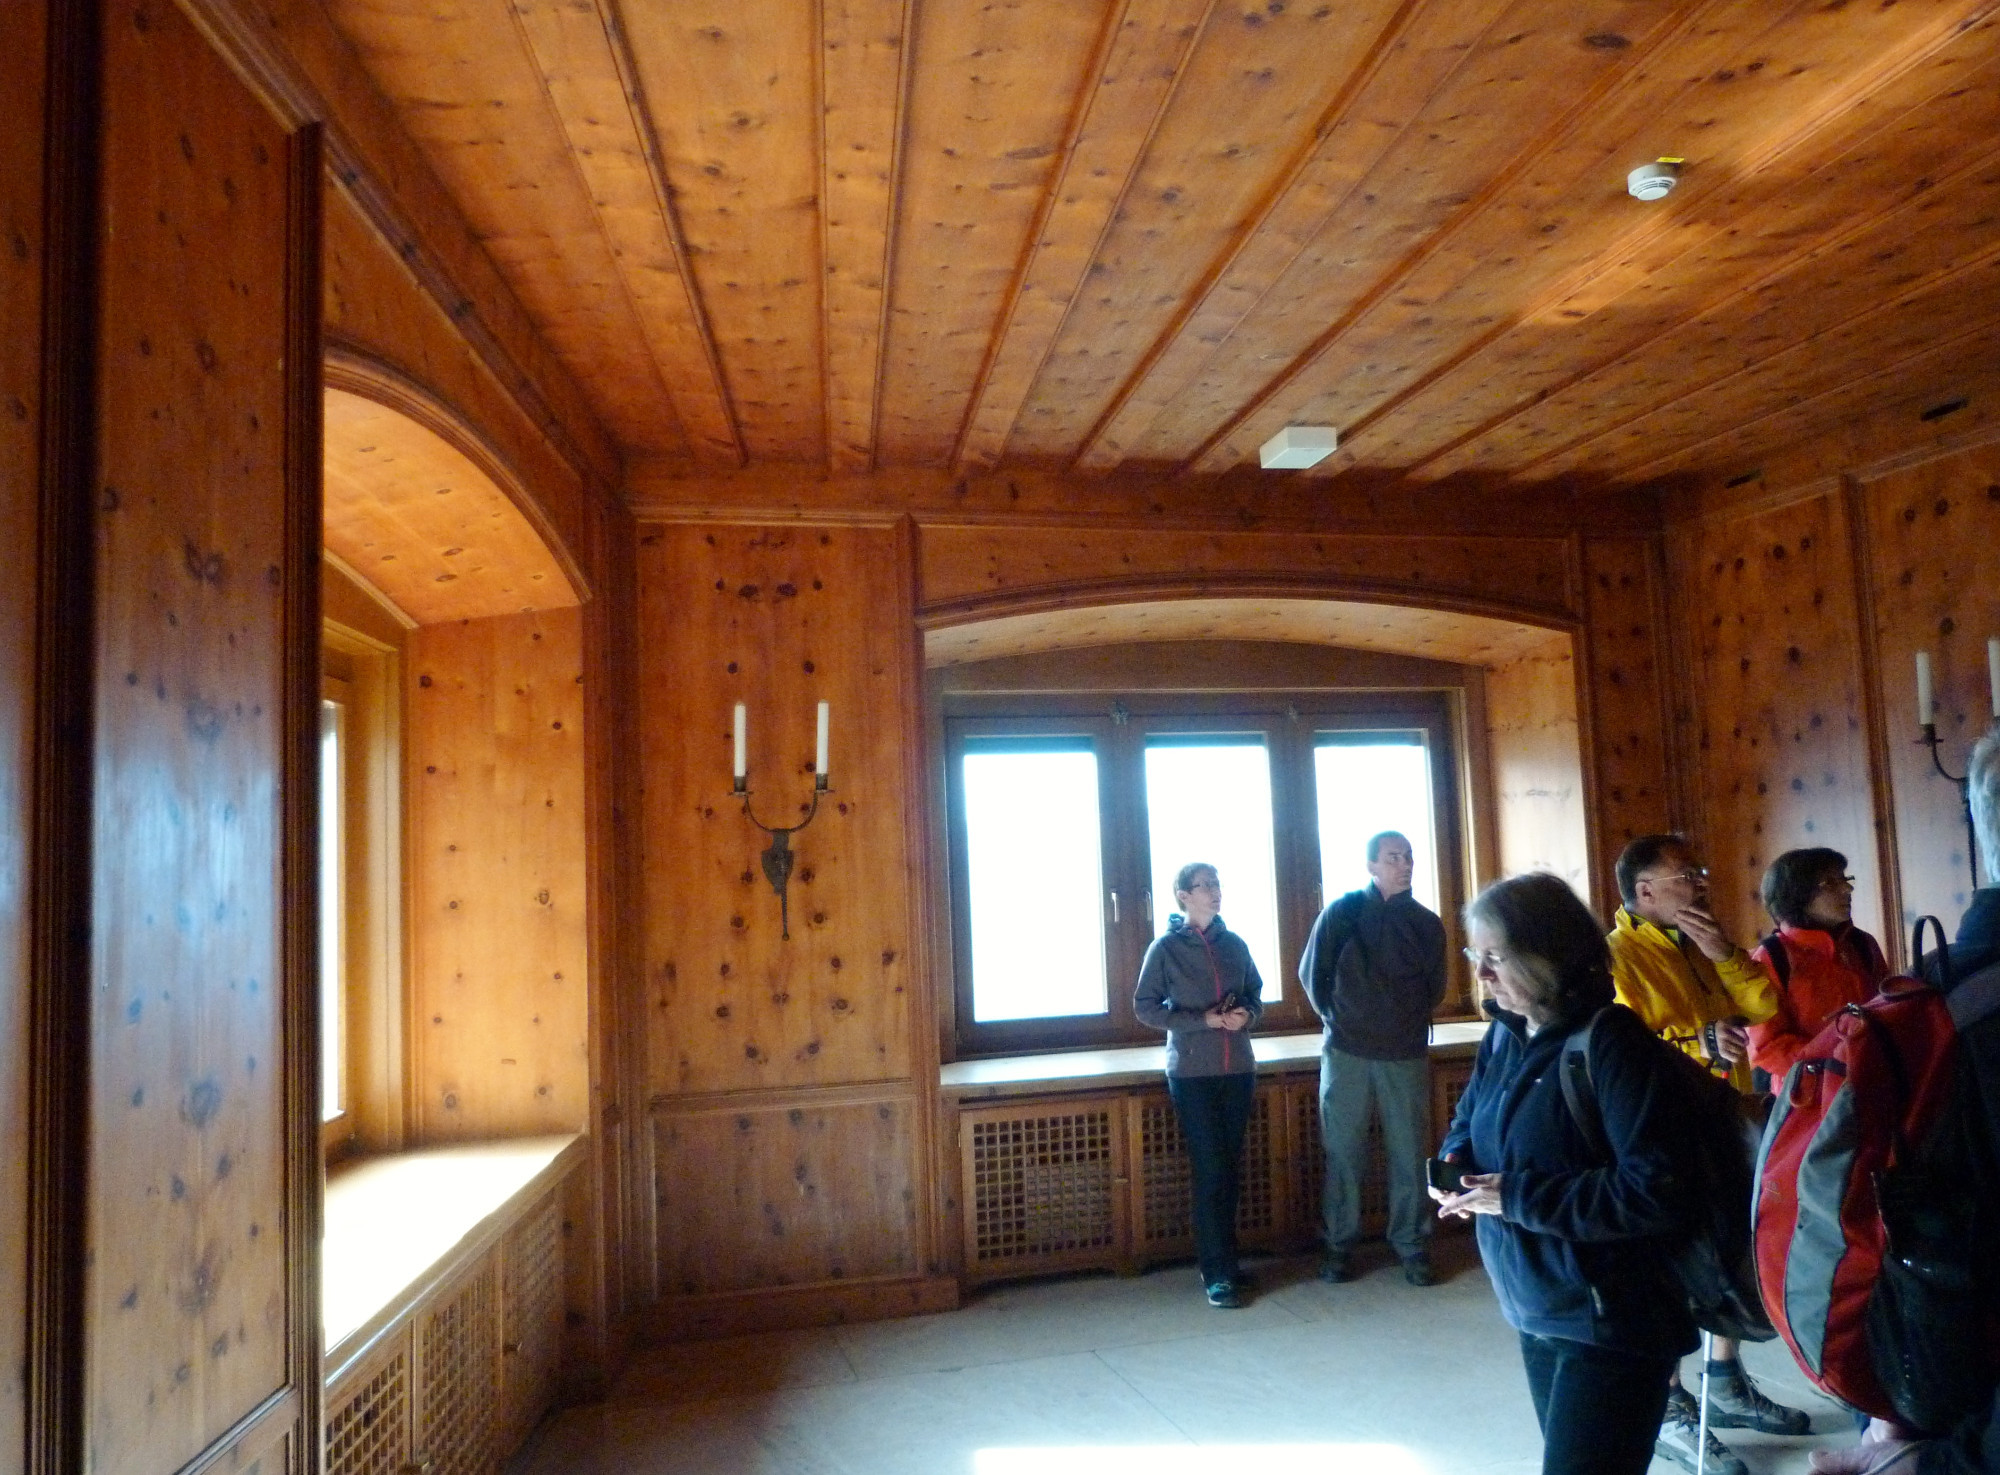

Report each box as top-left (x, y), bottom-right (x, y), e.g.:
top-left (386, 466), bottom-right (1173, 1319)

top-left (1642, 867), bottom-right (1708, 885)
top-left (1817, 874), bottom-right (1857, 891)
top-left (1462, 947), bottom-right (1511, 971)
top-left (1186, 880), bottom-right (1221, 893)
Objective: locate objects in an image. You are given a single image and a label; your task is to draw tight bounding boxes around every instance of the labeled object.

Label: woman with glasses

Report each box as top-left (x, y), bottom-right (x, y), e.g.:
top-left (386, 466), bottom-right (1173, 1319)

top-left (1133, 862), bottom-right (1262, 1308)
top-left (1435, 873), bottom-right (1695, 1475)
top-left (1748, 848), bottom-right (1889, 1087)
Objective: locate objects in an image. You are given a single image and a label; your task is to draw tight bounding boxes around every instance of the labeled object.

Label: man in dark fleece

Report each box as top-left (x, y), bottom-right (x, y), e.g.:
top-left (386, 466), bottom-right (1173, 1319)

top-left (1299, 830), bottom-right (1448, 1285)
top-left (1812, 724), bottom-right (2000, 1475)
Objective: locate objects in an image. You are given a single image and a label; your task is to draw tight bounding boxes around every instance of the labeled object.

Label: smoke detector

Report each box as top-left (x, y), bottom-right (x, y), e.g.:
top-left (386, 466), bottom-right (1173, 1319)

top-left (1258, 425), bottom-right (1339, 469)
top-left (1627, 159), bottom-right (1681, 201)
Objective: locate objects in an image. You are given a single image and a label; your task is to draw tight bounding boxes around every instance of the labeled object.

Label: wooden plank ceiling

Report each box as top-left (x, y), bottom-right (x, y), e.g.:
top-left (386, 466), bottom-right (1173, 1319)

top-left (325, 0), bottom-right (2000, 491)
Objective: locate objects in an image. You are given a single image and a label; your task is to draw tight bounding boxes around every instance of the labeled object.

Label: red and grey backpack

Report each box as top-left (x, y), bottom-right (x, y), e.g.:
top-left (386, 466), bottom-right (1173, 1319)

top-left (1751, 916), bottom-right (2000, 1429)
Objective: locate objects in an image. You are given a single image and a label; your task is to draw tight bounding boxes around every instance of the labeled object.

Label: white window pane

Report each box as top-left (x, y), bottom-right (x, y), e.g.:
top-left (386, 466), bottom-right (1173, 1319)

top-left (964, 749), bottom-right (1107, 1022)
top-left (1144, 742), bottom-right (1281, 1001)
top-left (320, 700), bottom-right (344, 1122)
top-left (1314, 737), bottom-right (1439, 915)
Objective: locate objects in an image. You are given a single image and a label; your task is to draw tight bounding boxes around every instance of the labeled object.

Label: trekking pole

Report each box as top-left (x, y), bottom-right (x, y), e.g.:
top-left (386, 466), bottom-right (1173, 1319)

top-left (1696, 1330), bottom-right (1713, 1475)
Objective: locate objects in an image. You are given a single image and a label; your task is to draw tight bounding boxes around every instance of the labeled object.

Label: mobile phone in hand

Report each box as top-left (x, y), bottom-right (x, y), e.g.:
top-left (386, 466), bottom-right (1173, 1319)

top-left (1426, 1157), bottom-right (1466, 1194)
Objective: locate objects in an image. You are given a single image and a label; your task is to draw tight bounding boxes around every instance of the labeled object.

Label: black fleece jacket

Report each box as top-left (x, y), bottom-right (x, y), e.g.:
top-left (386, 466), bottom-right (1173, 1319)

top-left (1298, 884), bottom-right (1447, 1060)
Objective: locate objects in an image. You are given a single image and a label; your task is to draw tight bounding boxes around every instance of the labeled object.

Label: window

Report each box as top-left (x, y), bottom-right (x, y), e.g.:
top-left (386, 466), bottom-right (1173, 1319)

top-left (321, 619), bottom-right (403, 1158)
top-left (944, 691), bottom-right (1464, 1058)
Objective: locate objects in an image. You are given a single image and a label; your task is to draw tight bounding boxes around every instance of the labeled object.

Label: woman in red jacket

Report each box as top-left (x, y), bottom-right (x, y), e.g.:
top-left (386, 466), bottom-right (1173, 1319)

top-left (1747, 848), bottom-right (1890, 1086)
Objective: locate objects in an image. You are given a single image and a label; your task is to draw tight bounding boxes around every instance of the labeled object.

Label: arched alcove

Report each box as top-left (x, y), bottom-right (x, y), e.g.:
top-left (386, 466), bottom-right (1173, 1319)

top-left (320, 385), bottom-right (591, 1151)
top-left (925, 594), bottom-right (1592, 905)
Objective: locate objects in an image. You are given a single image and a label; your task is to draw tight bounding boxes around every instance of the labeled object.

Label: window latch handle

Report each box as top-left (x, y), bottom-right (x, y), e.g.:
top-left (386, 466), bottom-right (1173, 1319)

top-left (1109, 890), bottom-right (1119, 923)
top-left (1145, 890), bottom-right (1153, 922)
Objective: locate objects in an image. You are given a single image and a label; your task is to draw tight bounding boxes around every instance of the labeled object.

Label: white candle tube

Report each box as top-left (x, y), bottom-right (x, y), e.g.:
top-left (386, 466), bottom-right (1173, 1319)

top-left (815, 701), bottom-right (830, 778)
top-left (1989, 637), bottom-right (1999, 719)
top-left (733, 703), bottom-right (747, 781)
top-left (1916, 651), bottom-right (1935, 728)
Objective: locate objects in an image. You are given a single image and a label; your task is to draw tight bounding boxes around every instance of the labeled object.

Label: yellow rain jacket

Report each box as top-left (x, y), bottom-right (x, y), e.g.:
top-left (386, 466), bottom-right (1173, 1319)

top-left (1606, 907), bottom-right (1778, 1091)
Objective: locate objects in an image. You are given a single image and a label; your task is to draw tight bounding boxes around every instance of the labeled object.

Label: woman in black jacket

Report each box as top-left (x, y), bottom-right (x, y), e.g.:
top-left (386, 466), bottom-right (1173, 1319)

top-left (1435, 872), bottom-right (1695, 1475)
top-left (1133, 861), bottom-right (1262, 1308)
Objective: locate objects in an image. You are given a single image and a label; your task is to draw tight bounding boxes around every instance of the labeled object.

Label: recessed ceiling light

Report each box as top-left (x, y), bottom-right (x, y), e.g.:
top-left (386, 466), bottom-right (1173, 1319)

top-left (1259, 425), bottom-right (1339, 469)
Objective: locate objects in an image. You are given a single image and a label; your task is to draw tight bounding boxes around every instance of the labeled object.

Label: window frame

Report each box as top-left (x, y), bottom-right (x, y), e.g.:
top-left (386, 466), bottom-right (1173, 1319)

top-left (942, 689), bottom-right (1466, 1060)
top-left (320, 619), bottom-right (405, 1161)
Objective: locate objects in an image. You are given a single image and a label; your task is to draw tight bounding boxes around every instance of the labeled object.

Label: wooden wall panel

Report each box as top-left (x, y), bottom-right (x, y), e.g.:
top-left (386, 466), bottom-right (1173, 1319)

top-left (1580, 536), bottom-right (1678, 904)
top-left (1668, 492), bottom-right (1883, 947)
top-left (0, 2), bottom-right (45, 1463)
top-left (651, 1097), bottom-right (920, 1296)
top-left (1484, 638), bottom-right (1591, 903)
top-left (637, 523), bottom-right (918, 1096)
top-left (918, 526), bottom-right (1574, 622)
top-left (87, 3), bottom-right (314, 1469)
top-left (1861, 446), bottom-right (2000, 930)
top-left (408, 608), bottom-right (590, 1141)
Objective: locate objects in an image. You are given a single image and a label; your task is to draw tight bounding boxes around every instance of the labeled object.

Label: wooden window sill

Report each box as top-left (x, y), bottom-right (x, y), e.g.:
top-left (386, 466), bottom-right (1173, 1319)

top-left (323, 1133), bottom-right (585, 1372)
top-left (939, 1021), bottom-right (1488, 1101)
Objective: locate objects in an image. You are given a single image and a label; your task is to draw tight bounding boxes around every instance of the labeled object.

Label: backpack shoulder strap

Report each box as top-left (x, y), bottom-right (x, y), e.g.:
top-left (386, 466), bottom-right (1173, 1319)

top-left (1558, 1008), bottom-right (1612, 1164)
top-left (1760, 932), bottom-right (1791, 988)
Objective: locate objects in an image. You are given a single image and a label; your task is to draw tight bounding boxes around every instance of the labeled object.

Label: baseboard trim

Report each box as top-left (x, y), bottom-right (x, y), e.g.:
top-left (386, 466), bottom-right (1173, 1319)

top-left (635, 1274), bottom-right (961, 1344)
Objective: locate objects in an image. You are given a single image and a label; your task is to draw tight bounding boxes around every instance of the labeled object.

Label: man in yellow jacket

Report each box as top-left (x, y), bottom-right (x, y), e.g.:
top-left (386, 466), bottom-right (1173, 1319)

top-left (1607, 834), bottom-right (1802, 1475)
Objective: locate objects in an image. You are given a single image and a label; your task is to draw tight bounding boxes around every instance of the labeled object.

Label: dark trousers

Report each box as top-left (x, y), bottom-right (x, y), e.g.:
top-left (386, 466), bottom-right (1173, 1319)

top-left (1167, 1072), bottom-right (1255, 1287)
top-left (1519, 1332), bottom-right (1676, 1475)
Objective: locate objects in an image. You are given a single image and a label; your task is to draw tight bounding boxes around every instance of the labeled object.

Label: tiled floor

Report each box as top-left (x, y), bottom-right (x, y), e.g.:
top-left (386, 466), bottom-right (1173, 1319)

top-left (509, 1238), bottom-right (1860, 1475)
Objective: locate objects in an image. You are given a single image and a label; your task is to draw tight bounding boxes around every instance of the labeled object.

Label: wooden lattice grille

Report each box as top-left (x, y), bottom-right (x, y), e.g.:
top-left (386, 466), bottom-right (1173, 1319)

top-left (501, 1194), bottom-right (564, 1445)
top-left (1136, 1087), bottom-right (1276, 1249)
top-left (964, 1107), bottom-right (1119, 1269)
top-left (327, 1344), bottom-right (410, 1475)
top-left (417, 1264), bottom-right (497, 1475)
top-left (1289, 1078), bottom-right (1388, 1240)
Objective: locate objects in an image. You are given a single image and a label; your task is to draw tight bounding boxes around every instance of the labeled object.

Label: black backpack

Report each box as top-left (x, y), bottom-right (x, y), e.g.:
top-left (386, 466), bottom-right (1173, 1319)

top-left (1560, 1005), bottom-right (1776, 1343)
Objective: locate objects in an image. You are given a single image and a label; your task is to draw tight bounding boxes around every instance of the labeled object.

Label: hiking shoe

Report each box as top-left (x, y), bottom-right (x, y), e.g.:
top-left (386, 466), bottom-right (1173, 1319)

top-left (1204, 1281), bottom-right (1242, 1309)
top-left (1705, 1362), bottom-right (1812, 1435)
top-left (1316, 1252), bottom-right (1355, 1284)
top-left (1401, 1254), bottom-right (1437, 1287)
top-left (1657, 1388), bottom-right (1748, 1475)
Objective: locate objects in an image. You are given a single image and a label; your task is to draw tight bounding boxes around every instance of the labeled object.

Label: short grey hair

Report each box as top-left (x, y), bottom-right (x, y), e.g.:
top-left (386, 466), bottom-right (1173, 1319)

top-left (1367, 830), bottom-right (1411, 864)
top-left (1972, 725), bottom-right (2000, 884)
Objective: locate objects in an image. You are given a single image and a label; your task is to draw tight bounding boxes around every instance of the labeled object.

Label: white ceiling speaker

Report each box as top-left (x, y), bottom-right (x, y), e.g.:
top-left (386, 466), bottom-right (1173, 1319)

top-left (1627, 159), bottom-right (1680, 201)
top-left (1258, 425), bottom-right (1339, 469)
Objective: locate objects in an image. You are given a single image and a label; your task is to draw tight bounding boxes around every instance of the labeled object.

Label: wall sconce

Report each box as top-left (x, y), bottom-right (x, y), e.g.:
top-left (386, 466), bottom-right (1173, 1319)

top-left (1913, 642), bottom-right (1999, 890)
top-left (732, 701), bottom-right (829, 940)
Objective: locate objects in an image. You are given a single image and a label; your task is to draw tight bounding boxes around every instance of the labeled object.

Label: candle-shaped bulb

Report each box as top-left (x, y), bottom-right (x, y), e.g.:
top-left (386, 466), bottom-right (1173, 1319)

top-left (1989, 637), bottom-right (1999, 720)
top-left (1916, 651), bottom-right (1935, 728)
top-left (815, 701), bottom-right (830, 779)
top-left (733, 703), bottom-right (748, 783)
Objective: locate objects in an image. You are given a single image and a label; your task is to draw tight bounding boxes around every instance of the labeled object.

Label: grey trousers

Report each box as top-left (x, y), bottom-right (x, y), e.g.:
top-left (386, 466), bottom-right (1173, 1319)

top-left (1319, 1046), bottom-right (1432, 1261)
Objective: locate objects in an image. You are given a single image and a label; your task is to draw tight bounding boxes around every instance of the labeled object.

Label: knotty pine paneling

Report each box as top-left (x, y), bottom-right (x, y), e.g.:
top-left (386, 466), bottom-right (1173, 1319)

top-left (1669, 492), bottom-right (1884, 947)
top-left (1581, 537), bottom-right (1677, 899)
top-left (918, 526), bottom-right (1574, 622)
top-left (1484, 637), bottom-right (1590, 902)
top-left (652, 1096), bottom-right (920, 1296)
top-left (408, 609), bottom-right (590, 1140)
top-left (0, 2), bottom-right (44, 1461)
top-left (323, 185), bottom-right (597, 580)
top-left (1862, 445), bottom-right (2000, 931)
top-left (637, 523), bottom-right (918, 1095)
top-left (88, 3), bottom-right (314, 1468)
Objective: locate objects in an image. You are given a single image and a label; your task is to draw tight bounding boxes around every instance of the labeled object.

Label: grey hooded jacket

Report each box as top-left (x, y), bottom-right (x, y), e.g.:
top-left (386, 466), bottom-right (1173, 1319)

top-left (1133, 914), bottom-right (1264, 1077)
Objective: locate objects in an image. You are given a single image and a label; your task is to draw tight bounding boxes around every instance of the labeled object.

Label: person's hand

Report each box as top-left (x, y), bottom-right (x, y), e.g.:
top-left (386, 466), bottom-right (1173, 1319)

top-left (1437, 1172), bottom-right (1503, 1219)
top-left (1808, 1420), bottom-right (1921, 1473)
top-left (1219, 1007), bottom-right (1252, 1032)
top-left (1203, 1007), bottom-right (1226, 1030)
top-left (1714, 1018), bottom-right (1749, 1066)
top-left (1675, 903), bottom-right (1737, 962)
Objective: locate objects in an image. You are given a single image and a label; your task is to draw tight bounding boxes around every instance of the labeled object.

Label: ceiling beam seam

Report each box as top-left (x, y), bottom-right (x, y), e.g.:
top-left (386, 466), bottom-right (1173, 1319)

top-left (947, 0), bottom-right (1217, 472)
top-left (1176, 0), bottom-right (1723, 476)
top-left (598, 0), bottom-right (749, 467)
top-left (1399, 0), bottom-right (2000, 480)
top-left (1063, 0), bottom-right (1432, 475)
